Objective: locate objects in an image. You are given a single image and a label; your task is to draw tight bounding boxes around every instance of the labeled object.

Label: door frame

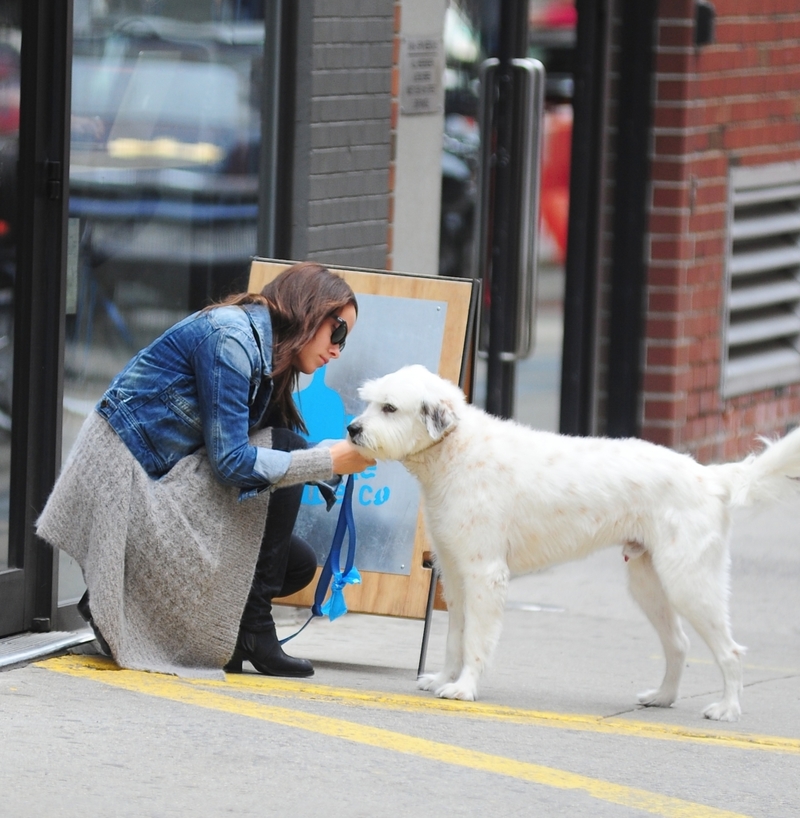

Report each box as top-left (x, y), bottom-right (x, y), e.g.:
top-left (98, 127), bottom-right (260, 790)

top-left (0, 0), bottom-right (71, 636)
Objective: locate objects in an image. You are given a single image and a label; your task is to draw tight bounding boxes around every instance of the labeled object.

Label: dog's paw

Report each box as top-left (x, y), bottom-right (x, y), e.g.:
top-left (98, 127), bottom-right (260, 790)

top-left (435, 681), bottom-right (477, 701)
top-left (637, 688), bottom-right (676, 708)
top-left (703, 700), bottom-right (741, 722)
top-left (417, 672), bottom-right (449, 692)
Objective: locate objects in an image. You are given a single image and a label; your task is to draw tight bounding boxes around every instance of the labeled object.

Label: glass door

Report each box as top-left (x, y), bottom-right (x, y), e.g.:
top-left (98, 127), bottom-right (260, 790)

top-left (0, 0), bottom-right (71, 637)
top-left (59, 1), bottom-right (284, 609)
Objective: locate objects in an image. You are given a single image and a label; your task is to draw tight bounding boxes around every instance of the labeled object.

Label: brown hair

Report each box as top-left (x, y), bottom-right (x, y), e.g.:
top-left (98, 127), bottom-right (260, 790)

top-left (208, 262), bottom-right (357, 432)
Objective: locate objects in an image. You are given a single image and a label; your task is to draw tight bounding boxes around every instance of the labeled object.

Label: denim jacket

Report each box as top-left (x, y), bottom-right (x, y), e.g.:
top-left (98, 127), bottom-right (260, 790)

top-left (96, 304), bottom-right (294, 499)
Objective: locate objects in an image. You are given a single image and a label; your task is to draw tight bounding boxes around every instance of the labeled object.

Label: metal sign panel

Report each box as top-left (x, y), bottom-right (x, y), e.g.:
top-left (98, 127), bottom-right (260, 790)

top-left (294, 293), bottom-right (447, 575)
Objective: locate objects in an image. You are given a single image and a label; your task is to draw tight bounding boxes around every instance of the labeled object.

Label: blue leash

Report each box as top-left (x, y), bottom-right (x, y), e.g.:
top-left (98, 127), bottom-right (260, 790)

top-left (279, 474), bottom-right (361, 645)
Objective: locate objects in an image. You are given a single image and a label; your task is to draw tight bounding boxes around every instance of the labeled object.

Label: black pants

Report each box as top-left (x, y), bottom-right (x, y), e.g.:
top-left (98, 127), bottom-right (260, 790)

top-left (239, 428), bottom-right (318, 633)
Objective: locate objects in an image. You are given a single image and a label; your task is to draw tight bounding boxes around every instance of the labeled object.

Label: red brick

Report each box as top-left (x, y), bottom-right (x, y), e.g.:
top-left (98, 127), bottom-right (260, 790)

top-left (647, 316), bottom-right (684, 340)
top-left (647, 264), bottom-right (687, 287)
top-left (684, 313), bottom-right (720, 339)
top-left (656, 77), bottom-right (693, 103)
top-left (686, 261), bottom-right (723, 285)
top-left (646, 343), bottom-right (689, 368)
top-left (648, 288), bottom-right (690, 313)
top-left (649, 211), bottom-right (688, 234)
top-left (652, 184), bottom-right (692, 209)
top-left (650, 236), bottom-right (693, 262)
top-left (650, 156), bottom-right (691, 184)
top-left (655, 52), bottom-right (693, 75)
top-left (688, 208), bottom-right (727, 234)
top-left (641, 425), bottom-right (678, 447)
top-left (645, 398), bottom-right (686, 422)
top-left (686, 155), bottom-right (728, 178)
top-left (689, 285), bottom-right (722, 311)
top-left (643, 369), bottom-right (691, 393)
top-left (653, 103), bottom-right (692, 130)
top-left (657, 0), bottom-right (693, 17)
top-left (658, 21), bottom-right (694, 49)
top-left (693, 181), bottom-right (728, 209)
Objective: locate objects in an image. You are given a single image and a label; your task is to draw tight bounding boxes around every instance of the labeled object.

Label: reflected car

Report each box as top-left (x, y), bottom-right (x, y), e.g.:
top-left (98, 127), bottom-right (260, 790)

top-left (69, 18), bottom-right (264, 274)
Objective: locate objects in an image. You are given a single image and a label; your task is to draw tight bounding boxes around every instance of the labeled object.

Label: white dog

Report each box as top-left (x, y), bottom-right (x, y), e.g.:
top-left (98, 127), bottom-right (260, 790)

top-left (347, 364), bottom-right (800, 721)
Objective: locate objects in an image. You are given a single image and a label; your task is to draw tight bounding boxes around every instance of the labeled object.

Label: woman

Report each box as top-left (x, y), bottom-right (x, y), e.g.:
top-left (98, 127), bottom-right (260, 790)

top-left (37, 262), bottom-right (374, 680)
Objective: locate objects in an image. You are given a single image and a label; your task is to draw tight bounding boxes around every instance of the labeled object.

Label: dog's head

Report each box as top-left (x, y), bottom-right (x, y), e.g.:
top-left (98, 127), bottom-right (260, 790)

top-left (346, 365), bottom-right (465, 461)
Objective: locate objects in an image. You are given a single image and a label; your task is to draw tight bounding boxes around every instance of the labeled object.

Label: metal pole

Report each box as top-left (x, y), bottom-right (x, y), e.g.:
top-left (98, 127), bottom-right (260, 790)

top-left (559, 0), bottom-right (611, 436)
top-left (485, 0), bottom-right (530, 418)
top-left (606, 0), bottom-right (658, 438)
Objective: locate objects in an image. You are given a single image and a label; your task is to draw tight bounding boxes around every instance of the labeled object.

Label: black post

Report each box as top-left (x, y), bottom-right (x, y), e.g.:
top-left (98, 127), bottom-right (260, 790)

top-left (606, 0), bottom-right (658, 438)
top-left (559, 0), bottom-right (610, 436)
top-left (485, 0), bottom-right (529, 418)
top-left (14, 0), bottom-right (73, 630)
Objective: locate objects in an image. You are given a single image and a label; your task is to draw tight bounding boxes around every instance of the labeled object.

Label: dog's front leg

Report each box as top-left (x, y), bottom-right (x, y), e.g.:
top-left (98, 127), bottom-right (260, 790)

top-left (435, 562), bottom-right (509, 701)
top-left (417, 566), bottom-right (465, 692)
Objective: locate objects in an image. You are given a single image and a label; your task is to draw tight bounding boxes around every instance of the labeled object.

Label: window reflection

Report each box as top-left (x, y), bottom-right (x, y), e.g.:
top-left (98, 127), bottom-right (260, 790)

top-left (65, 4), bottom-right (267, 452)
top-left (60, 1), bottom-right (267, 600)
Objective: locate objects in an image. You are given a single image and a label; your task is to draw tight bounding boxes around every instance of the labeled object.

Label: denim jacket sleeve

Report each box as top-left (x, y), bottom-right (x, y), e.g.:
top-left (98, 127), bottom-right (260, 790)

top-left (192, 323), bottom-right (334, 501)
top-left (193, 327), bottom-right (291, 489)
top-left (97, 306), bottom-right (335, 500)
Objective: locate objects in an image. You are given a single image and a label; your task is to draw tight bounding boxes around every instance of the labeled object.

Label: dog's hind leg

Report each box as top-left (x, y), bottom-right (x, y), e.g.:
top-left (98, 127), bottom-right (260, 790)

top-left (627, 551), bottom-right (690, 709)
top-left (658, 543), bottom-right (745, 722)
top-left (434, 561), bottom-right (509, 701)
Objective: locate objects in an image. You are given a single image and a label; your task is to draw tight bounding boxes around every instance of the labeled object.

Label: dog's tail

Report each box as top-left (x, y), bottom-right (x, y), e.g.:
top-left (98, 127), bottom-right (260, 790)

top-left (709, 425), bottom-right (800, 508)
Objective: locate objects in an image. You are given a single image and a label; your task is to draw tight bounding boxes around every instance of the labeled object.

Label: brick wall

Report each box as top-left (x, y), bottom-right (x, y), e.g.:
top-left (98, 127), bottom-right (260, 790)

top-left (305, 0), bottom-right (395, 268)
top-left (387, 1), bottom-right (402, 270)
top-left (641, 0), bottom-right (800, 461)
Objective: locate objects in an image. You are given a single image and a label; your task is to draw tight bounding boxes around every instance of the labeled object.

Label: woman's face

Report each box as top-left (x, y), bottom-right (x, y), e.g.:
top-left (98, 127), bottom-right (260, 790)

top-left (293, 302), bottom-right (358, 375)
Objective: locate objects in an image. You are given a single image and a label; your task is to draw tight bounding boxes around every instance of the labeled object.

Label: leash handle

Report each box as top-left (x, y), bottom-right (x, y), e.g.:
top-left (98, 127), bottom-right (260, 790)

top-left (315, 473), bottom-right (360, 619)
top-left (280, 474), bottom-right (358, 645)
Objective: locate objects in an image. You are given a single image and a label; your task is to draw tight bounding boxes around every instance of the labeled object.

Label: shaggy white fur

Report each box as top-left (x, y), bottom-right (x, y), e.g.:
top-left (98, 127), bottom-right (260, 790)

top-left (347, 364), bottom-right (800, 721)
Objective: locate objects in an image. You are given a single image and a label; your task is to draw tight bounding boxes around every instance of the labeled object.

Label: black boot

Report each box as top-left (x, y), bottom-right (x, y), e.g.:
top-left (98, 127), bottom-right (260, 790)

top-left (224, 625), bottom-right (314, 678)
top-left (77, 590), bottom-right (112, 657)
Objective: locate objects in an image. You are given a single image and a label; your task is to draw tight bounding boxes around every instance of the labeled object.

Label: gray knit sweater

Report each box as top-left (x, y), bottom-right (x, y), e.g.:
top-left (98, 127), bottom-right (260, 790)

top-left (36, 412), bottom-right (334, 679)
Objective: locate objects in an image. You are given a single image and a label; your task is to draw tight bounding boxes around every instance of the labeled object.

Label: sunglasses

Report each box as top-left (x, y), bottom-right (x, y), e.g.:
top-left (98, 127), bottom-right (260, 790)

top-left (331, 316), bottom-right (348, 350)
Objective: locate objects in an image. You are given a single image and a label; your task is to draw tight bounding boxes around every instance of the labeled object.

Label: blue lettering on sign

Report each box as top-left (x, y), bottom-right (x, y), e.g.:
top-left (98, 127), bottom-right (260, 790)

top-left (358, 484), bottom-right (391, 506)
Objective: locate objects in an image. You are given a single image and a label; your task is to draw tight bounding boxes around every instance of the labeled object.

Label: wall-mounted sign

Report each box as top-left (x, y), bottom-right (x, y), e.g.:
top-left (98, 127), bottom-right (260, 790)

top-left (400, 36), bottom-right (443, 115)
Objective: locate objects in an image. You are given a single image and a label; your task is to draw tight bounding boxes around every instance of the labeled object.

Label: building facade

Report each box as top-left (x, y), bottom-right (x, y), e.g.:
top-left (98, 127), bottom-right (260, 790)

top-left (1, 0), bottom-right (798, 640)
top-left (642, 0), bottom-right (800, 460)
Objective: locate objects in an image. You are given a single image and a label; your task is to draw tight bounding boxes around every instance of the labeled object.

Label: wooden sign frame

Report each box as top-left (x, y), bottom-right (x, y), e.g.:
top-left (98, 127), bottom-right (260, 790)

top-left (248, 258), bottom-right (480, 619)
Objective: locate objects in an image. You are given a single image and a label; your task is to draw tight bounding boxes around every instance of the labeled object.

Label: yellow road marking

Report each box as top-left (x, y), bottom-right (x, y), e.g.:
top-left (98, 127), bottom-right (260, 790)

top-left (41, 655), bottom-right (749, 818)
top-left (41, 655), bottom-right (800, 755)
top-left (200, 666), bottom-right (800, 755)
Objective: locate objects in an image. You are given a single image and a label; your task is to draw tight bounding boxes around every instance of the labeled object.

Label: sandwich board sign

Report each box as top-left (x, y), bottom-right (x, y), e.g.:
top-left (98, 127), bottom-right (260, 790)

top-left (248, 258), bottom-right (479, 619)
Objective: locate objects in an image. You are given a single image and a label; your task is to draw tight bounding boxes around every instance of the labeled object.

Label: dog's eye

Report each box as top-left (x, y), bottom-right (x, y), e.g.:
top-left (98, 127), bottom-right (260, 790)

top-left (382, 404), bottom-right (397, 414)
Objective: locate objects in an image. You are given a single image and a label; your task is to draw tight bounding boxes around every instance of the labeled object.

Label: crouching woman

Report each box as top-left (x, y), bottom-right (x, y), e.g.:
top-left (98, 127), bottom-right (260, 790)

top-left (37, 262), bottom-right (374, 680)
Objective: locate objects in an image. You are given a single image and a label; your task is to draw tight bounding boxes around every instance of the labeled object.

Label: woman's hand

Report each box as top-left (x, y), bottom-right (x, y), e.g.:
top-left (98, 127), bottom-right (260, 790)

top-left (328, 440), bottom-right (376, 475)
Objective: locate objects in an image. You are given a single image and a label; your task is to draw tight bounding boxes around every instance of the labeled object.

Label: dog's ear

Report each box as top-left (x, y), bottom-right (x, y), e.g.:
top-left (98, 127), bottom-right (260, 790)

top-left (421, 399), bottom-right (457, 441)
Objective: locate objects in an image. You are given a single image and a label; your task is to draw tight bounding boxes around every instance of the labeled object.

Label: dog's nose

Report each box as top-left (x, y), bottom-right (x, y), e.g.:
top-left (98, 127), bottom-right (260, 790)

top-left (347, 422), bottom-right (361, 440)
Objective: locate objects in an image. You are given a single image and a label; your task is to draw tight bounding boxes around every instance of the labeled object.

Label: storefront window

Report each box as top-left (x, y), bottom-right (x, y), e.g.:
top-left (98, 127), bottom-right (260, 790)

top-left (60, 0), bottom-right (270, 600)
